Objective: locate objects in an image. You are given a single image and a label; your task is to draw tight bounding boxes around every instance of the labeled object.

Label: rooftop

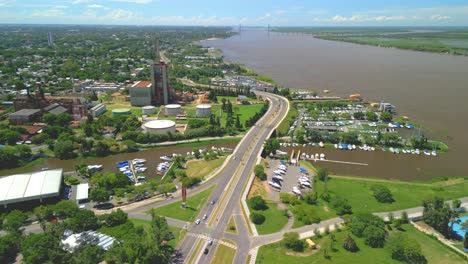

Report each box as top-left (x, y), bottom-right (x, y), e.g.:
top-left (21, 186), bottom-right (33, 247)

top-left (9, 109), bottom-right (41, 117)
top-left (131, 81), bottom-right (152, 88)
top-left (0, 169), bottom-right (63, 205)
top-left (48, 106), bottom-right (68, 115)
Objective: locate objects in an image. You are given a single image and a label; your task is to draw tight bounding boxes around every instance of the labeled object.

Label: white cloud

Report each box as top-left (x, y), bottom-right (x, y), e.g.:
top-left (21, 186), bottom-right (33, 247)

top-left (430, 14), bottom-right (451, 21)
top-left (329, 15), bottom-right (406, 23)
top-left (0, 0), bottom-right (15, 7)
top-left (88, 4), bottom-right (104, 9)
top-left (274, 10), bottom-right (287, 15)
top-left (31, 8), bottom-right (65, 17)
top-left (72, 0), bottom-right (92, 4)
top-left (110, 0), bottom-right (152, 4)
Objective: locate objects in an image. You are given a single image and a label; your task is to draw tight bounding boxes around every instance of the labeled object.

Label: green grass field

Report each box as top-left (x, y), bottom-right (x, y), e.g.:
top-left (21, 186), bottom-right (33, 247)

top-left (226, 215), bottom-right (238, 234)
top-left (185, 157), bottom-right (226, 179)
top-left (249, 202), bottom-right (289, 235)
top-left (277, 103), bottom-right (297, 136)
top-left (314, 176), bottom-right (468, 214)
top-left (211, 243), bottom-right (236, 264)
top-left (256, 224), bottom-right (466, 264)
top-left (150, 186), bottom-right (214, 222)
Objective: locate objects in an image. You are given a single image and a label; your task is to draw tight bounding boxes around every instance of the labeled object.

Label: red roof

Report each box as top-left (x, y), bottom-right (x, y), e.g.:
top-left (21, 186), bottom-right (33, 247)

top-left (132, 81), bottom-right (152, 88)
top-left (22, 125), bottom-right (45, 135)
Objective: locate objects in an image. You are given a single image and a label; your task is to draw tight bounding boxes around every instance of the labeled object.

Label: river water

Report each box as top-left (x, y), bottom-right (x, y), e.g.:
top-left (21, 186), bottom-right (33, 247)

top-left (202, 28), bottom-right (468, 180)
top-left (0, 142), bottom-right (237, 178)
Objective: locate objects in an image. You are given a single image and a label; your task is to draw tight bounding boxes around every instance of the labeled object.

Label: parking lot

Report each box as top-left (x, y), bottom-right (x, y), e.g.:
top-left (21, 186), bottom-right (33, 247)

top-left (265, 159), bottom-right (312, 202)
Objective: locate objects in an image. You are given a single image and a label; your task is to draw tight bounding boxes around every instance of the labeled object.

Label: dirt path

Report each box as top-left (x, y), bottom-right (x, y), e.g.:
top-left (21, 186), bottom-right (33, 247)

top-left (330, 175), bottom-right (432, 187)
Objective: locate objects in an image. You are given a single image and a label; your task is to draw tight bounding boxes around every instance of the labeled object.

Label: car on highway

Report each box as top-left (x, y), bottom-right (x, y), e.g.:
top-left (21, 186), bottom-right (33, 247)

top-left (203, 214), bottom-right (207, 220)
top-left (210, 200), bottom-right (216, 205)
top-left (195, 219), bottom-right (201, 225)
top-left (208, 239), bottom-right (213, 246)
top-left (204, 248), bottom-right (209, 254)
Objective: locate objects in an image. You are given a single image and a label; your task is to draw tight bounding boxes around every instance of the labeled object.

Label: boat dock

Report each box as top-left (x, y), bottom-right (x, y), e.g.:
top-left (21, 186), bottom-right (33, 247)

top-left (316, 159), bottom-right (368, 166)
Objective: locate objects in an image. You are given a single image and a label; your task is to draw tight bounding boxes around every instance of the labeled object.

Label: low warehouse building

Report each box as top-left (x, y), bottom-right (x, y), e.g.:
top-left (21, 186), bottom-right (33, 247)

top-left (142, 120), bottom-right (176, 134)
top-left (0, 169), bottom-right (63, 208)
top-left (8, 109), bottom-right (42, 125)
top-left (164, 104), bottom-right (181, 116)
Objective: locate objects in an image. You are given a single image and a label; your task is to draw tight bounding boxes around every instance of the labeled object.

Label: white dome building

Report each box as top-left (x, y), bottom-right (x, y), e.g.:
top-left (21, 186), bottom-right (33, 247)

top-left (142, 120), bottom-right (176, 134)
top-left (196, 104), bottom-right (212, 118)
top-left (164, 104), bottom-right (181, 116)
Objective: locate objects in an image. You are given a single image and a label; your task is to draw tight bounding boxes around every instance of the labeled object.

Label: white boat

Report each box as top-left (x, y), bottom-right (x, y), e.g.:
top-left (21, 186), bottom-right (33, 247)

top-left (160, 155), bottom-right (173, 161)
top-left (431, 151), bottom-right (437, 156)
top-left (389, 147), bottom-right (394, 153)
top-left (133, 158), bottom-right (146, 163)
top-left (135, 167), bottom-right (147, 172)
top-left (338, 144), bottom-right (343, 149)
top-left (334, 144), bottom-right (338, 149)
top-left (352, 145), bottom-right (356, 150)
top-left (319, 142), bottom-right (324, 148)
top-left (320, 153), bottom-right (325, 160)
top-left (415, 149), bottom-right (420, 155)
top-left (402, 149), bottom-right (407, 154)
top-left (423, 150), bottom-right (431, 156)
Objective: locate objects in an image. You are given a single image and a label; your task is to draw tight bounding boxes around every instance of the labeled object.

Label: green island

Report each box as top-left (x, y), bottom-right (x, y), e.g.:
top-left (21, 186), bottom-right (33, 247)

top-left (272, 27), bottom-right (468, 56)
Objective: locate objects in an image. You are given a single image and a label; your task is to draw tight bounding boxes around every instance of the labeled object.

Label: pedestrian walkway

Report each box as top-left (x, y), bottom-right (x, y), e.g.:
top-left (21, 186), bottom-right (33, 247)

top-left (186, 233), bottom-right (237, 250)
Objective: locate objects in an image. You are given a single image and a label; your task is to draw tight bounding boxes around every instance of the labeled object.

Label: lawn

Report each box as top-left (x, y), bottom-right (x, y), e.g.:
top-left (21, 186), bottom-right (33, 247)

top-left (277, 103), bottom-right (297, 136)
top-left (185, 157), bottom-right (226, 179)
top-left (226, 215), bottom-right (238, 234)
top-left (256, 224), bottom-right (466, 264)
top-left (314, 176), bottom-right (468, 214)
top-left (150, 186), bottom-right (214, 222)
top-left (211, 244), bottom-right (236, 264)
top-left (98, 219), bottom-right (185, 248)
top-left (249, 202), bottom-right (289, 235)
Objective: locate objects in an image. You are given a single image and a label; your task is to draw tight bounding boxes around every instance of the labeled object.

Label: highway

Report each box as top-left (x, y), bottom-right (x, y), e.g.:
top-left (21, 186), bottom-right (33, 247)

top-left (173, 91), bottom-right (289, 264)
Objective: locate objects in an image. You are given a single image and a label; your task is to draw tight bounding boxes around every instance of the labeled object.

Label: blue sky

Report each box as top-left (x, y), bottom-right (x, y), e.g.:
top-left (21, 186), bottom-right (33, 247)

top-left (1, 0), bottom-right (468, 26)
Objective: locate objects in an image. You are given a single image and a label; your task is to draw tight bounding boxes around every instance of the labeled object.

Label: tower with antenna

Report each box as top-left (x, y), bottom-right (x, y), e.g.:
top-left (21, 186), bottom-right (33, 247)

top-left (150, 37), bottom-right (170, 105)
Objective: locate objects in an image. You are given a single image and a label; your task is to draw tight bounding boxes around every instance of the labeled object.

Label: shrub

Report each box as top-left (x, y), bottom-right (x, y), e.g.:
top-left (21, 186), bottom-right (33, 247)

top-left (342, 234), bottom-right (359, 252)
top-left (347, 213), bottom-right (385, 237)
top-left (248, 196), bottom-right (268, 211)
top-left (302, 191), bottom-right (318, 205)
top-left (363, 225), bottom-right (386, 248)
top-left (330, 196), bottom-right (352, 216)
top-left (371, 185), bottom-right (394, 203)
top-left (254, 164), bottom-right (266, 181)
top-left (282, 232), bottom-right (305, 252)
top-left (250, 212), bottom-right (265, 224)
top-left (317, 167), bottom-right (328, 181)
top-left (388, 233), bottom-right (427, 263)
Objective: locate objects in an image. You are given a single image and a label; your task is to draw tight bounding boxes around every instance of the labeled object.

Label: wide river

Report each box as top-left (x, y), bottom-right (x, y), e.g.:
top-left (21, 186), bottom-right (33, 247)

top-left (202, 28), bottom-right (468, 180)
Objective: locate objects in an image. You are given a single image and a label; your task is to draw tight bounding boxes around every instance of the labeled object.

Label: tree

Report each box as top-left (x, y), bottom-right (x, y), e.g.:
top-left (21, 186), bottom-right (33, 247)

top-left (157, 183), bottom-right (176, 197)
top-left (401, 211), bottom-right (409, 224)
top-left (347, 213), bottom-right (385, 237)
top-left (94, 141), bottom-right (110, 157)
top-left (250, 212), bottom-right (265, 224)
top-left (303, 190), bottom-right (318, 205)
top-left (33, 205), bottom-right (54, 223)
top-left (0, 232), bottom-right (21, 264)
top-left (21, 233), bottom-right (67, 264)
top-left (100, 209), bottom-right (128, 227)
top-left (317, 167), bottom-right (328, 181)
top-left (452, 199), bottom-right (462, 210)
top-left (366, 111), bottom-right (378, 121)
top-left (363, 225), bottom-right (386, 248)
top-left (342, 234), bottom-right (359, 252)
top-left (464, 232), bottom-right (468, 250)
top-left (388, 233), bottom-right (427, 263)
top-left (371, 185), bottom-right (394, 203)
top-left (69, 210), bottom-right (99, 232)
top-left (2, 131), bottom-right (21, 145)
top-left (254, 164), bottom-right (266, 181)
top-left (263, 138), bottom-right (280, 156)
top-left (248, 196), bottom-right (268, 211)
top-left (90, 188), bottom-right (109, 204)
top-left (380, 111), bottom-right (393, 122)
top-left (72, 244), bottom-right (105, 264)
top-left (3, 210), bottom-right (28, 232)
top-left (53, 200), bottom-right (79, 219)
top-left (282, 232), bottom-right (305, 252)
top-left (330, 196), bottom-right (352, 216)
top-left (353, 111), bottom-right (365, 120)
top-left (422, 197), bottom-right (453, 237)
top-left (54, 140), bottom-right (75, 159)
